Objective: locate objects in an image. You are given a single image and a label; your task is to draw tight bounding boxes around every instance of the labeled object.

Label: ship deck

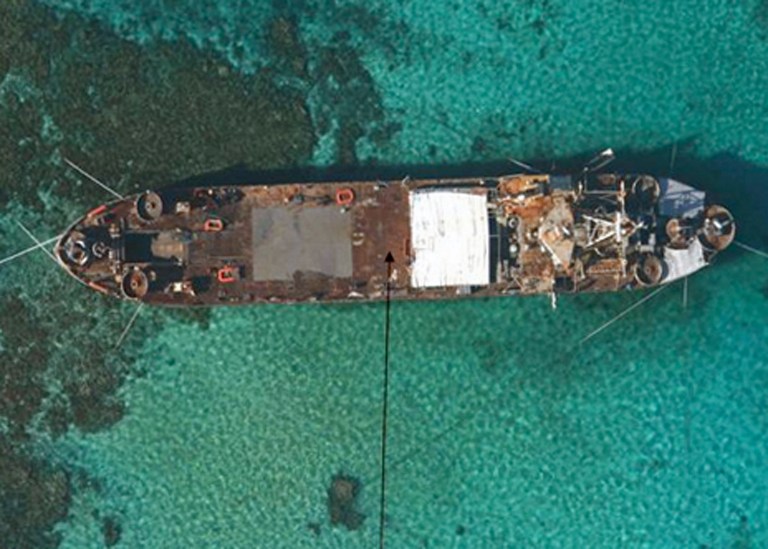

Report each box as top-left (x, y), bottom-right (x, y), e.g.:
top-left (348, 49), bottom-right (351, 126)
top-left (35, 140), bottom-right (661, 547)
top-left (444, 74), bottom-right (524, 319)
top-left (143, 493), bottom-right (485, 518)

top-left (139, 181), bottom-right (415, 305)
top-left (55, 172), bottom-right (734, 306)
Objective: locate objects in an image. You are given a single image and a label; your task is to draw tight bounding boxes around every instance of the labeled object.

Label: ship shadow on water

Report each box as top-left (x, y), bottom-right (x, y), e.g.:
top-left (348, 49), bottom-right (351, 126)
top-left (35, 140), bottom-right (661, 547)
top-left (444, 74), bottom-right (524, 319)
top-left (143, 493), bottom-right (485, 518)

top-left (173, 143), bottom-right (768, 258)
top-left (164, 144), bottom-right (768, 438)
top-left (169, 145), bottom-right (767, 324)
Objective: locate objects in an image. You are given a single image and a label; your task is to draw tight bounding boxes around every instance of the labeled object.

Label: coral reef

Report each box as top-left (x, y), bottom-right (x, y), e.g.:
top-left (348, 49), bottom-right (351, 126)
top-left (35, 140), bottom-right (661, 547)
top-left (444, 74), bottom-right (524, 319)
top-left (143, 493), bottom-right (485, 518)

top-left (0, 2), bottom-right (314, 228)
top-left (327, 473), bottom-right (366, 531)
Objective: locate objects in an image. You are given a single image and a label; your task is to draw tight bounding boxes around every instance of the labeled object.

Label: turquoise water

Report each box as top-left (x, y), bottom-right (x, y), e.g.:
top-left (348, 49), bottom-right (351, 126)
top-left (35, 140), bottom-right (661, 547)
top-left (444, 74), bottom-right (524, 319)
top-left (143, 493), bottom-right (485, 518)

top-left (1, 0), bottom-right (768, 547)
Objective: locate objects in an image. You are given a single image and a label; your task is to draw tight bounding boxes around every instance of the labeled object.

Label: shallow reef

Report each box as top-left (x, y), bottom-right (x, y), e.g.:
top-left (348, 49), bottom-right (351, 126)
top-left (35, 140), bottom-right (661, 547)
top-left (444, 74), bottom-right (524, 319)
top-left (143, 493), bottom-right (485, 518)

top-left (0, 1), bottom-right (316, 545)
top-left (0, 1), bottom-right (314, 225)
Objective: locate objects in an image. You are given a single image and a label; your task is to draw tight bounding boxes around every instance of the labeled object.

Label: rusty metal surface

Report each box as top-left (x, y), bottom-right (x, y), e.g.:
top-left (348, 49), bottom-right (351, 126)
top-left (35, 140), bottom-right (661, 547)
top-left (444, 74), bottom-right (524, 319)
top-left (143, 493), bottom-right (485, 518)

top-left (54, 172), bottom-right (733, 306)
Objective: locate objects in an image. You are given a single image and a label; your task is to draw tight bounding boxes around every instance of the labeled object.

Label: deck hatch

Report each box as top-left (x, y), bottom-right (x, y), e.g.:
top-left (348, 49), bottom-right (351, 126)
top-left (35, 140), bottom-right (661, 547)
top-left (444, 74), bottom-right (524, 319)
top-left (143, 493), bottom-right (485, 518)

top-left (409, 190), bottom-right (490, 288)
top-left (250, 207), bottom-right (353, 281)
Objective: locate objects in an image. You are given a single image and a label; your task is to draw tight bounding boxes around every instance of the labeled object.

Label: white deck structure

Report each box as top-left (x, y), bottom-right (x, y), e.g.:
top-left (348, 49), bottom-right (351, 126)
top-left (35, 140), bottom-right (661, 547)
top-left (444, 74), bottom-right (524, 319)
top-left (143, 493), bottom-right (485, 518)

top-left (664, 239), bottom-right (707, 282)
top-left (409, 190), bottom-right (490, 288)
top-left (658, 178), bottom-right (708, 282)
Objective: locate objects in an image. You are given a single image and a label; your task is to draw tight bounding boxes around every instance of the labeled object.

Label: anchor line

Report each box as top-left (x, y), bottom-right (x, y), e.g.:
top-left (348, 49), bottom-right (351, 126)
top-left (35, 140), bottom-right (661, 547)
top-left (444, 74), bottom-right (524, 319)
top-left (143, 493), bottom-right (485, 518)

top-left (114, 302), bottom-right (144, 350)
top-left (734, 240), bottom-right (768, 260)
top-left (580, 284), bottom-right (669, 344)
top-left (15, 222), bottom-right (58, 264)
top-left (64, 157), bottom-right (124, 200)
top-left (0, 235), bottom-right (62, 267)
top-left (379, 253), bottom-right (394, 549)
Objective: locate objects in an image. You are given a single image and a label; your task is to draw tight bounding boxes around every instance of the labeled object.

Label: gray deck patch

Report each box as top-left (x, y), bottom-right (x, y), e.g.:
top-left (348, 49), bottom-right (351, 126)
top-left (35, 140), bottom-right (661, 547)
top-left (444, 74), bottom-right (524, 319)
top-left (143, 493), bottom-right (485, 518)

top-left (251, 207), bottom-right (353, 281)
top-left (658, 178), bottom-right (705, 218)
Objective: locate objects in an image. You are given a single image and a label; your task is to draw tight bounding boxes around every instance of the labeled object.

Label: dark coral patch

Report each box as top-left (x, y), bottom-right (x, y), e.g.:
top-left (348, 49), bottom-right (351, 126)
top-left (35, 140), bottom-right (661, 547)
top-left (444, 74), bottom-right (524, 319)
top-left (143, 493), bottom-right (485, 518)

top-left (267, 16), bottom-right (309, 78)
top-left (0, 296), bottom-right (50, 437)
top-left (102, 516), bottom-right (122, 547)
top-left (307, 521), bottom-right (321, 536)
top-left (0, 444), bottom-right (71, 549)
top-left (0, 2), bottom-right (315, 229)
top-left (754, 1), bottom-right (768, 41)
top-left (327, 473), bottom-right (366, 530)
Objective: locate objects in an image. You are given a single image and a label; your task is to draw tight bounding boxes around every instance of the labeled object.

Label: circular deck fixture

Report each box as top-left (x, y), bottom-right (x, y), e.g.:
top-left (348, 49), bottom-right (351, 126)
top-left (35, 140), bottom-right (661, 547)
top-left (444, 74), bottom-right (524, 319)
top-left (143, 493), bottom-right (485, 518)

top-left (335, 188), bottom-right (355, 206)
top-left (92, 240), bottom-right (109, 259)
top-left (63, 238), bottom-right (90, 266)
top-left (121, 268), bottom-right (149, 299)
top-left (665, 218), bottom-right (693, 248)
top-left (631, 176), bottom-right (660, 209)
top-left (699, 205), bottom-right (735, 251)
top-left (136, 191), bottom-right (163, 221)
top-left (634, 253), bottom-right (666, 286)
top-left (203, 218), bottom-right (225, 232)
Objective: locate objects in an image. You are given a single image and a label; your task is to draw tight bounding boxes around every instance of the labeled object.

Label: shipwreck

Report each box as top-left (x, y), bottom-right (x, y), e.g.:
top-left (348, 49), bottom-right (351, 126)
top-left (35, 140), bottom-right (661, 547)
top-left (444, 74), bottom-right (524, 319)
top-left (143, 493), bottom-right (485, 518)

top-left (55, 153), bottom-right (735, 306)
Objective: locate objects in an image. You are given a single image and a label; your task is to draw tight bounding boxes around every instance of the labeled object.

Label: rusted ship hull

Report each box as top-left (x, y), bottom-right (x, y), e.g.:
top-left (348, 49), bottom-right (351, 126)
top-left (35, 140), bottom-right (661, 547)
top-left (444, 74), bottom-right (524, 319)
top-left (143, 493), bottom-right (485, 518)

top-left (55, 172), bottom-right (735, 306)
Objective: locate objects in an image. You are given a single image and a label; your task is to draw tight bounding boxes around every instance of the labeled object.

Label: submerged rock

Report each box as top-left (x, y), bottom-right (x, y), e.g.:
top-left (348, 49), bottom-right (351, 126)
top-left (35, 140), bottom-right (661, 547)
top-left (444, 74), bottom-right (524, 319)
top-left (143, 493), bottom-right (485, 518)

top-left (102, 515), bottom-right (122, 547)
top-left (327, 473), bottom-right (366, 531)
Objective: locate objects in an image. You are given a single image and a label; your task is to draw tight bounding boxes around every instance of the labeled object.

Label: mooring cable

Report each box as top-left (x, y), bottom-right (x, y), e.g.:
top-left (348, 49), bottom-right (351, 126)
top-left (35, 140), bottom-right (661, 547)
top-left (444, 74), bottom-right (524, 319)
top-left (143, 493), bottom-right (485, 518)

top-left (379, 252), bottom-right (394, 548)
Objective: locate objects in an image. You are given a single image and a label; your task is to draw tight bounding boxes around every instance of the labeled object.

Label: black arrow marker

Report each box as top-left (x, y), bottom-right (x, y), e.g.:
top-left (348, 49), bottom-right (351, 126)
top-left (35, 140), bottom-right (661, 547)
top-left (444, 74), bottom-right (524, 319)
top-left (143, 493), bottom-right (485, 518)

top-left (379, 251), bottom-right (394, 549)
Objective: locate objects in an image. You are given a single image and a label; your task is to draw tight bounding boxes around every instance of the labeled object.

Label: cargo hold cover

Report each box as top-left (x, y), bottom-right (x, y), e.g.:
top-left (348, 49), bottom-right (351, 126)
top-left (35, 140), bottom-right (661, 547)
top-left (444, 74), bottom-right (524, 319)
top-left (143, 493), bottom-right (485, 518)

top-left (409, 190), bottom-right (490, 288)
top-left (251, 207), bottom-right (353, 281)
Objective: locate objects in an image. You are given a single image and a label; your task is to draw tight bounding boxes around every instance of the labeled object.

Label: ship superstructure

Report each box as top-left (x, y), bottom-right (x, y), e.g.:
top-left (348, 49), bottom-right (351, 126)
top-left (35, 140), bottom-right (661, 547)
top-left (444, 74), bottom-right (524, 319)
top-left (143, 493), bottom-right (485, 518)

top-left (55, 167), bottom-right (734, 306)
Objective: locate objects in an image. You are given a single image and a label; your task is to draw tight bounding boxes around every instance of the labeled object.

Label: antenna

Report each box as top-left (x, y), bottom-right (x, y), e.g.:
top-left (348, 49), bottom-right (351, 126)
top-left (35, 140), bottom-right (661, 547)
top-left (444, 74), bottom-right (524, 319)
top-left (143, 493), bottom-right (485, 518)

top-left (508, 157), bottom-right (543, 174)
top-left (64, 157), bottom-right (125, 200)
top-left (669, 142), bottom-right (678, 174)
top-left (583, 148), bottom-right (615, 173)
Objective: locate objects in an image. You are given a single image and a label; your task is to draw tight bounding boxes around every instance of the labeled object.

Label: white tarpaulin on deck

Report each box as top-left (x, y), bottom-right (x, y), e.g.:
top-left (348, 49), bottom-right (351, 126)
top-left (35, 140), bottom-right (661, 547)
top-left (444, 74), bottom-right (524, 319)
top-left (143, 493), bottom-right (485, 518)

top-left (663, 239), bottom-right (707, 282)
top-left (409, 190), bottom-right (489, 288)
